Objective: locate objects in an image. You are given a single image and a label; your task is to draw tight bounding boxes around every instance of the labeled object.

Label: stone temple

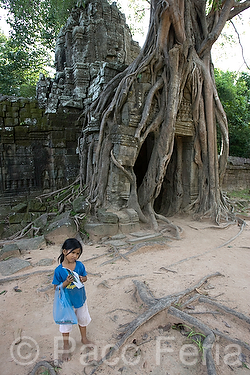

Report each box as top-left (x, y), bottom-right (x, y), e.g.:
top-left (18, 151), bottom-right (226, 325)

top-left (0, 0), bottom-right (140, 198)
top-left (0, 0), bottom-right (249, 239)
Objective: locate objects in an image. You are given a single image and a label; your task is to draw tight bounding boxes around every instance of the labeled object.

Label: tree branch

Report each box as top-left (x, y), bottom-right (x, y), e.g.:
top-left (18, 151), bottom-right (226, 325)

top-left (198, 0), bottom-right (235, 57)
top-left (228, 1), bottom-right (250, 20)
top-left (230, 19), bottom-right (250, 70)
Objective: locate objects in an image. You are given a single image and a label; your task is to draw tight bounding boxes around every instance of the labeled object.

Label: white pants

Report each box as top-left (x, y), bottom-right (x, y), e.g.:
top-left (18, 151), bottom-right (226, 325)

top-left (59, 301), bottom-right (91, 333)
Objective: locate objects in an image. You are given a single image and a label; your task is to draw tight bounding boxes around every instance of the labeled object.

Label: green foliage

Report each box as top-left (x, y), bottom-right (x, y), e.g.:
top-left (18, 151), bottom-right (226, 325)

top-left (215, 69), bottom-right (250, 158)
top-left (227, 189), bottom-right (250, 200)
top-left (113, 0), bottom-right (150, 39)
top-left (0, 31), bottom-right (50, 96)
top-left (0, 0), bottom-right (79, 96)
top-left (0, 0), bottom-right (78, 49)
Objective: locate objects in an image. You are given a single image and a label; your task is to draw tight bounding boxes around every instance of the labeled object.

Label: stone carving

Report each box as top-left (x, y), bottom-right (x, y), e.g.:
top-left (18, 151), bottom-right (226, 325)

top-left (36, 0), bottom-right (140, 113)
top-left (1, 0), bottom-right (140, 197)
top-left (0, 0), bottom-right (245, 240)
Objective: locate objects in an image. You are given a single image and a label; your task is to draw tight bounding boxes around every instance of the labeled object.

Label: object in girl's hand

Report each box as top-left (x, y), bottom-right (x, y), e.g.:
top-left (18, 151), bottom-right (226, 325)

top-left (64, 268), bottom-right (84, 289)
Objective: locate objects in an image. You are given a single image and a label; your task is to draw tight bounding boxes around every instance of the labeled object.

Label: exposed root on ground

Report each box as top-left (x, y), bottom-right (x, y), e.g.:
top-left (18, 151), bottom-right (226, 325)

top-left (30, 360), bottom-right (57, 375)
top-left (84, 271), bottom-right (250, 375)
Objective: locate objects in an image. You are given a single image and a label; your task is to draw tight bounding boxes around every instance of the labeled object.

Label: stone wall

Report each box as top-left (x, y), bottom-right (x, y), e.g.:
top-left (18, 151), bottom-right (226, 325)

top-left (0, 96), bottom-right (81, 196)
top-left (222, 156), bottom-right (250, 192)
top-left (0, 0), bottom-right (140, 199)
top-left (0, 0), bottom-right (249, 206)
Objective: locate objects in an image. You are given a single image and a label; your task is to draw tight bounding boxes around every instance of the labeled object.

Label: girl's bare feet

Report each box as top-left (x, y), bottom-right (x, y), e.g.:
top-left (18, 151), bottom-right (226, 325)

top-left (79, 325), bottom-right (94, 346)
top-left (62, 343), bottom-right (72, 361)
top-left (81, 337), bottom-right (93, 345)
top-left (62, 350), bottom-right (71, 362)
top-left (62, 333), bottom-right (72, 361)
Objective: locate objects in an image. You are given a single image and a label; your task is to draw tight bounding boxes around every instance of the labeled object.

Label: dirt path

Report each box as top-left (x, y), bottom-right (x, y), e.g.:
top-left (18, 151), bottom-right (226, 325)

top-left (0, 215), bottom-right (250, 375)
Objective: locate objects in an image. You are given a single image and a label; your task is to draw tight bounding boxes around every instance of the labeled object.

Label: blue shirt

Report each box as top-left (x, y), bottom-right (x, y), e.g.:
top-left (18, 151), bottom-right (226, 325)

top-left (52, 261), bottom-right (87, 308)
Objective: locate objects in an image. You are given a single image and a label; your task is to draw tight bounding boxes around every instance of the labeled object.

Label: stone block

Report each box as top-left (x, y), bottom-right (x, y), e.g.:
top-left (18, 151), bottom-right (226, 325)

top-left (44, 215), bottom-right (77, 245)
top-left (125, 208), bottom-right (139, 223)
top-left (15, 236), bottom-right (46, 251)
top-left (28, 199), bottom-right (47, 212)
top-left (9, 213), bottom-right (30, 224)
top-left (11, 202), bottom-right (28, 213)
top-left (14, 125), bottom-right (29, 139)
top-left (20, 108), bottom-right (31, 121)
top-left (116, 210), bottom-right (130, 224)
top-left (73, 196), bottom-right (90, 214)
top-left (113, 144), bottom-right (137, 166)
top-left (4, 117), bottom-right (18, 126)
top-left (0, 243), bottom-right (20, 261)
top-left (119, 222), bottom-right (140, 234)
top-left (33, 214), bottom-right (48, 230)
top-left (0, 258), bottom-right (31, 276)
top-left (97, 208), bottom-right (118, 224)
top-left (3, 224), bottom-right (23, 239)
top-left (84, 222), bottom-right (118, 241)
top-left (0, 206), bottom-right (10, 220)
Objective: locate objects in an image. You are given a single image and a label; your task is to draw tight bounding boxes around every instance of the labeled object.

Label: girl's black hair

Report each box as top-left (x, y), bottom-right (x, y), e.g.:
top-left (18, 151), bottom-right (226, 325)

top-left (58, 238), bottom-right (83, 263)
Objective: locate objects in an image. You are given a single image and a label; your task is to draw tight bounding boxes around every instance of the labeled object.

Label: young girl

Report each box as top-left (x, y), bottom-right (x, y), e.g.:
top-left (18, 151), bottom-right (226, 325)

top-left (52, 238), bottom-right (91, 361)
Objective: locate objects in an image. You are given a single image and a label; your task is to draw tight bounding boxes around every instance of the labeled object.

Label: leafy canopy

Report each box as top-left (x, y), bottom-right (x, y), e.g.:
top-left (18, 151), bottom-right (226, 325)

top-left (215, 69), bottom-right (250, 158)
top-left (0, 0), bottom-right (80, 95)
top-left (0, 31), bottom-right (50, 96)
top-left (0, 0), bottom-right (80, 49)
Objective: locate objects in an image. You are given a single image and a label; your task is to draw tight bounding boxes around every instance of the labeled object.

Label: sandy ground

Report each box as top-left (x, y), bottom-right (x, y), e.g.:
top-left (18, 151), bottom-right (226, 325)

top-left (0, 214), bottom-right (250, 375)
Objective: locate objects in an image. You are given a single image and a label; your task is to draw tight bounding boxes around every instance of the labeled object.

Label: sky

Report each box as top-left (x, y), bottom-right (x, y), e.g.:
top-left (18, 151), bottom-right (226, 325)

top-left (118, 1), bottom-right (250, 73)
top-left (0, 3), bottom-right (250, 73)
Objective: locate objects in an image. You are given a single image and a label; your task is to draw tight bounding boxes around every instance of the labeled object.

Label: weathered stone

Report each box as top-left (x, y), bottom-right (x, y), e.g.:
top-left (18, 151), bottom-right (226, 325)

top-left (103, 239), bottom-right (127, 247)
top-left (222, 156), bottom-right (250, 191)
top-left (128, 233), bottom-right (165, 243)
top-left (28, 199), bottom-right (47, 212)
top-left (115, 209), bottom-right (140, 233)
top-left (97, 208), bottom-right (119, 224)
top-left (119, 222), bottom-right (140, 234)
top-left (0, 258), bottom-right (31, 276)
top-left (110, 234), bottom-right (127, 240)
top-left (72, 196), bottom-right (90, 214)
top-left (0, 206), bottom-right (10, 220)
top-left (3, 223), bottom-right (23, 238)
top-left (125, 209), bottom-right (140, 223)
top-left (84, 222), bottom-right (118, 241)
top-left (35, 258), bottom-right (54, 266)
top-left (15, 236), bottom-right (46, 251)
top-left (11, 202), bottom-right (28, 213)
top-left (33, 214), bottom-right (48, 229)
top-left (44, 213), bottom-right (77, 244)
top-left (0, 243), bottom-right (20, 261)
top-left (9, 212), bottom-right (30, 224)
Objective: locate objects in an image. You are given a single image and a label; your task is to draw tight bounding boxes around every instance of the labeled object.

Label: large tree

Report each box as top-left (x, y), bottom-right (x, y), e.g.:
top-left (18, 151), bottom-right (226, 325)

top-left (79, 0), bottom-right (250, 228)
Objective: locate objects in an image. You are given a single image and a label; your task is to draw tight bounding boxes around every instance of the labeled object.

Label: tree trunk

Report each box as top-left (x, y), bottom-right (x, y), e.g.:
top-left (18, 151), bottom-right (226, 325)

top-left (79, 0), bottom-right (249, 227)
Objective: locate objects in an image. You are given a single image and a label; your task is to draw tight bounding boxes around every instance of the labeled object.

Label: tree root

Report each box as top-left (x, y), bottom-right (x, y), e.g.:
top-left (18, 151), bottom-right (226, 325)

top-left (30, 360), bottom-right (57, 375)
top-left (0, 269), bottom-right (54, 285)
top-left (99, 241), bottom-right (167, 266)
top-left (212, 329), bottom-right (250, 351)
top-left (87, 272), bottom-right (224, 375)
top-left (168, 306), bottom-right (217, 375)
top-left (87, 271), bottom-right (250, 374)
top-left (199, 297), bottom-right (250, 324)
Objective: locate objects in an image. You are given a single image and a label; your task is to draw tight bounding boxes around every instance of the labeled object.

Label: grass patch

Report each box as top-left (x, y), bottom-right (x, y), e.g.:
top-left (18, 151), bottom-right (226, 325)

top-left (227, 189), bottom-right (250, 200)
top-left (226, 189), bottom-right (250, 215)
